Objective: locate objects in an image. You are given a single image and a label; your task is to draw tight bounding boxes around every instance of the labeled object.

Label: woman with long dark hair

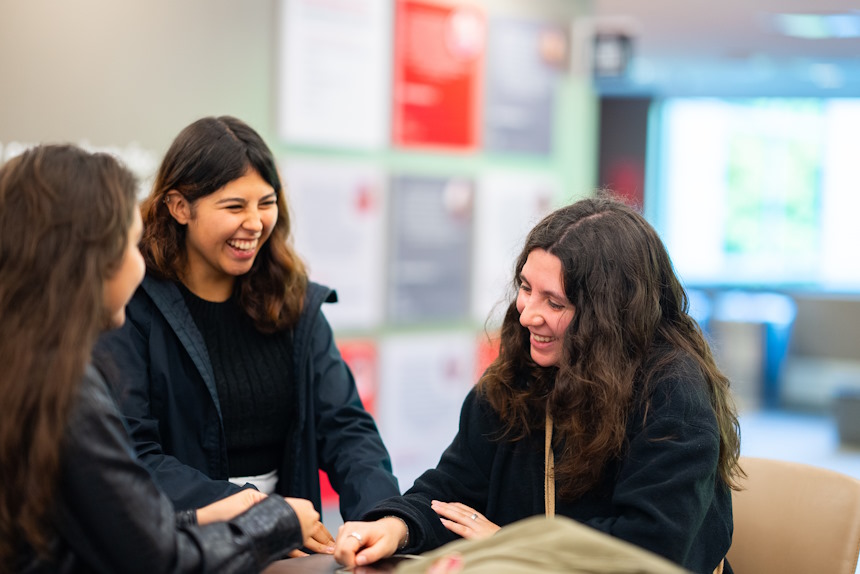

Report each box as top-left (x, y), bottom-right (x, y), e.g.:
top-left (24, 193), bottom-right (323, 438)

top-left (334, 196), bottom-right (742, 574)
top-left (95, 116), bottom-right (399, 531)
top-left (0, 144), bottom-right (318, 572)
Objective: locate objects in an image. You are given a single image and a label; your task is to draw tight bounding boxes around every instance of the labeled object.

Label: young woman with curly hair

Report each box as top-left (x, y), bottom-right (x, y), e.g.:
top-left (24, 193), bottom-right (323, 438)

top-left (334, 196), bottom-right (742, 574)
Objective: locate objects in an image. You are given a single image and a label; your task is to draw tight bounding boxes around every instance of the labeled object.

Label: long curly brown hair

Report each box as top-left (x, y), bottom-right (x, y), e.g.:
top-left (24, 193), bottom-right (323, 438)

top-left (478, 195), bottom-right (742, 499)
top-left (0, 145), bottom-right (138, 566)
top-left (140, 116), bottom-right (307, 332)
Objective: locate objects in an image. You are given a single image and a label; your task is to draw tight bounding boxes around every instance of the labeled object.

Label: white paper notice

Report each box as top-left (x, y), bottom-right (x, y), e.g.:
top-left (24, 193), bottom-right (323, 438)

top-left (377, 332), bottom-right (477, 490)
top-left (471, 172), bottom-right (557, 326)
top-left (285, 159), bottom-right (386, 330)
top-left (278, 0), bottom-right (391, 149)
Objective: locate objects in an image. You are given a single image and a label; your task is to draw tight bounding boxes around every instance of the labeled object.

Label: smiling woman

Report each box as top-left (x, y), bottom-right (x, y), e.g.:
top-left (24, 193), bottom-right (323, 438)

top-left (164, 168), bottom-right (279, 301)
top-left (515, 248), bottom-right (575, 368)
top-left (333, 195), bottom-right (742, 574)
top-left (95, 117), bottom-right (400, 541)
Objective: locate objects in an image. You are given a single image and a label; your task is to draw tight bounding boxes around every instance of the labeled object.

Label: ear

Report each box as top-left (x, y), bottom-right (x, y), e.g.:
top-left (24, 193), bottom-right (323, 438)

top-left (164, 191), bottom-right (191, 225)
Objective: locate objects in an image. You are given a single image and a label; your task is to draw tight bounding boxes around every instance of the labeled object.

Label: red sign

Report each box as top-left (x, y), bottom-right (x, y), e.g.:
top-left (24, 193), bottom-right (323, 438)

top-left (475, 333), bottom-right (500, 382)
top-left (319, 339), bottom-right (380, 507)
top-left (392, 0), bottom-right (485, 150)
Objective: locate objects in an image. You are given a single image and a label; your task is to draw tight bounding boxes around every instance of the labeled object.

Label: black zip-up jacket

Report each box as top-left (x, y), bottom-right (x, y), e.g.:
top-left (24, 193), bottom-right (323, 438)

top-left (95, 276), bottom-right (399, 516)
top-left (18, 366), bottom-right (303, 573)
top-left (365, 356), bottom-right (733, 574)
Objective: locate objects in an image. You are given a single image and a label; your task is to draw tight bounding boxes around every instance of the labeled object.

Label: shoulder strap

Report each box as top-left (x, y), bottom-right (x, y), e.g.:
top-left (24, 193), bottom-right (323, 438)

top-left (545, 407), bottom-right (555, 517)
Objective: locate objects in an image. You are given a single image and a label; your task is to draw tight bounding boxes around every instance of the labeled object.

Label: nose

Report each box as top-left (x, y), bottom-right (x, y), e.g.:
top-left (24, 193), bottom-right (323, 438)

top-left (243, 209), bottom-right (263, 233)
top-left (518, 298), bottom-right (543, 328)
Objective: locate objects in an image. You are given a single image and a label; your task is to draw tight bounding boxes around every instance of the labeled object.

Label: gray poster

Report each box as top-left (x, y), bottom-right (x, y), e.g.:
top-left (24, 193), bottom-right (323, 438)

top-left (483, 18), bottom-right (565, 155)
top-left (388, 175), bottom-right (473, 324)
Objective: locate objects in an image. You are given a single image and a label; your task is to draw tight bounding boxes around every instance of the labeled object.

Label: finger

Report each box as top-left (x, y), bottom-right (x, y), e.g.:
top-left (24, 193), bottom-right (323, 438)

top-left (427, 553), bottom-right (464, 574)
top-left (247, 490), bottom-right (268, 504)
top-left (446, 502), bottom-right (482, 523)
top-left (431, 501), bottom-right (469, 523)
top-left (354, 540), bottom-right (395, 567)
top-left (303, 536), bottom-right (334, 554)
top-left (313, 522), bottom-right (336, 545)
top-left (439, 517), bottom-right (474, 539)
top-left (287, 549), bottom-right (309, 558)
top-left (433, 506), bottom-right (463, 523)
top-left (333, 530), bottom-right (366, 567)
top-left (447, 502), bottom-right (477, 515)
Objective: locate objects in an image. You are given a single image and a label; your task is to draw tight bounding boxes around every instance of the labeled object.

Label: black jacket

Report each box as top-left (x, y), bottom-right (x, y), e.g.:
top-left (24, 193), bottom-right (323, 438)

top-left (18, 366), bottom-right (303, 573)
top-left (95, 275), bottom-right (399, 516)
top-left (365, 358), bottom-right (733, 574)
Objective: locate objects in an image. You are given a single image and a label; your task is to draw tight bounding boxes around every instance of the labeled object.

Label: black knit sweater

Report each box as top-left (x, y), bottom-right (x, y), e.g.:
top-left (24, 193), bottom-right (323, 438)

top-left (180, 285), bottom-right (295, 477)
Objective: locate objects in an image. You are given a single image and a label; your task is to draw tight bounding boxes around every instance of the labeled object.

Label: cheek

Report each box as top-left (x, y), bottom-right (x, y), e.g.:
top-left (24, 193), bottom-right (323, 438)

top-left (133, 251), bottom-right (145, 285)
top-left (263, 212), bottom-right (278, 235)
top-left (555, 312), bottom-right (573, 335)
top-left (515, 291), bottom-right (525, 315)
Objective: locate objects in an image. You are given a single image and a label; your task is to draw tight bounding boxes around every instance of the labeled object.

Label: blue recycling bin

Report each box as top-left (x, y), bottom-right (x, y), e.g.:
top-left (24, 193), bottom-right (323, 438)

top-left (712, 291), bottom-right (797, 409)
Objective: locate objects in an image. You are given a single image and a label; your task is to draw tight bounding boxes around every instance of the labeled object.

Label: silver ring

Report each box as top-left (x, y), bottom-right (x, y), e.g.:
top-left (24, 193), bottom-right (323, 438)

top-left (348, 531), bottom-right (363, 543)
top-left (470, 513), bottom-right (478, 521)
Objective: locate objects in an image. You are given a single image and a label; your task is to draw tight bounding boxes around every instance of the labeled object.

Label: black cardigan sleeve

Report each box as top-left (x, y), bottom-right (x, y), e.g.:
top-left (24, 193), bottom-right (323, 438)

top-left (363, 387), bottom-right (496, 553)
top-left (95, 292), bottom-right (246, 509)
top-left (308, 309), bottom-right (401, 520)
top-left (51, 366), bottom-right (303, 573)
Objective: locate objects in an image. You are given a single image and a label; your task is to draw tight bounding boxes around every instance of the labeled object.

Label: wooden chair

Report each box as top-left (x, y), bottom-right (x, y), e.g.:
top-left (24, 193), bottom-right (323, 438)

top-left (727, 456), bottom-right (860, 574)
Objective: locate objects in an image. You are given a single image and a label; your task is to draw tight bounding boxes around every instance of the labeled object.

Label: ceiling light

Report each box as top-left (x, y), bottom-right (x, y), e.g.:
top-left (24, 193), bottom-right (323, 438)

top-left (774, 12), bottom-right (860, 39)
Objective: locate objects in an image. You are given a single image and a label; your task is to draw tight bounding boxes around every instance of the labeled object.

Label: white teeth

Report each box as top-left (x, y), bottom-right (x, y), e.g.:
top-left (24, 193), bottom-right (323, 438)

top-left (533, 334), bottom-right (554, 343)
top-left (227, 238), bottom-right (258, 251)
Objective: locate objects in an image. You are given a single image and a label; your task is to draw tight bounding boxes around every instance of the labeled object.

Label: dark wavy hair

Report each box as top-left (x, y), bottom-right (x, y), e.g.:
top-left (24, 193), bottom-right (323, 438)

top-left (140, 116), bottom-right (307, 332)
top-left (0, 145), bottom-right (138, 565)
top-left (478, 195), bottom-right (742, 499)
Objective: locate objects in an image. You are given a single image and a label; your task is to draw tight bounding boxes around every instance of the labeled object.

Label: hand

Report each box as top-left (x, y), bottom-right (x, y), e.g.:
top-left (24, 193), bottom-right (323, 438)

top-left (196, 489), bottom-right (268, 525)
top-left (301, 517), bottom-right (336, 555)
top-left (284, 497), bottom-right (323, 553)
top-left (333, 518), bottom-right (404, 568)
top-left (431, 500), bottom-right (499, 540)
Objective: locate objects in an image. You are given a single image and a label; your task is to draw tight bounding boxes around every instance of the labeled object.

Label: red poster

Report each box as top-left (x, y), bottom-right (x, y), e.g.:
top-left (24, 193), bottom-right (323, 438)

top-left (320, 339), bottom-right (380, 507)
top-left (338, 339), bottom-right (379, 415)
top-left (392, 0), bottom-right (485, 150)
top-left (474, 333), bottom-right (500, 381)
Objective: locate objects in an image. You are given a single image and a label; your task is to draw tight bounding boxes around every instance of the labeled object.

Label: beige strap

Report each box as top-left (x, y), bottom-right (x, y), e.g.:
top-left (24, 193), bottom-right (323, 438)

top-left (544, 407), bottom-right (555, 517)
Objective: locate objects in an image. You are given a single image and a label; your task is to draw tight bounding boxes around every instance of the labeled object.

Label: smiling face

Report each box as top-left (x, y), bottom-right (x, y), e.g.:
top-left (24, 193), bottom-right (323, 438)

top-left (167, 168), bottom-right (278, 301)
top-left (515, 248), bottom-right (575, 367)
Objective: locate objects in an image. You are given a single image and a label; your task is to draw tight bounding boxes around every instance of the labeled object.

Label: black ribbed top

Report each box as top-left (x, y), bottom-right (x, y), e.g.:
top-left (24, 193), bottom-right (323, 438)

top-left (179, 283), bottom-right (295, 478)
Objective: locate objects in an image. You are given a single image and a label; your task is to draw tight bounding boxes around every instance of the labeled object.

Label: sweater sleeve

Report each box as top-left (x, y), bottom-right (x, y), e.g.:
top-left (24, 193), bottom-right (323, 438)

top-left (362, 388), bottom-right (496, 553)
top-left (94, 294), bottom-right (246, 510)
top-left (582, 368), bottom-right (731, 570)
top-left (53, 367), bottom-right (303, 573)
top-left (309, 309), bottom-right (401, 520)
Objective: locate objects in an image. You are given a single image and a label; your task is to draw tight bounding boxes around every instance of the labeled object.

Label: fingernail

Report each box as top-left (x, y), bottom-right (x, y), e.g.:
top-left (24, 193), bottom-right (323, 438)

top-left (357, 555), bottom-right (367, 565)
top-left (325, 546), bottom-right (335, 554)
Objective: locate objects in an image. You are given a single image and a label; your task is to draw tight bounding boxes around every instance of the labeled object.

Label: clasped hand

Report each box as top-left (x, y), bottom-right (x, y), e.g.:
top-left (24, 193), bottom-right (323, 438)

top-left (333, 501), bottom-right (499, 568)
top-left (195, 491), bottom-right (335, 555)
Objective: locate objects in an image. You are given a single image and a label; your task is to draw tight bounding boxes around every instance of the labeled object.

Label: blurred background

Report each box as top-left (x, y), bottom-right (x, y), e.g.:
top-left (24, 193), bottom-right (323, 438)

top-left (2, 0), bottom-right (859, 527)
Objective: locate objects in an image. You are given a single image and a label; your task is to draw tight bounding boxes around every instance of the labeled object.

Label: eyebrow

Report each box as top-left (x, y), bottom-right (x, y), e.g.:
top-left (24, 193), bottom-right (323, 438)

top-left (214, 192), bottom-right (277, 205)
